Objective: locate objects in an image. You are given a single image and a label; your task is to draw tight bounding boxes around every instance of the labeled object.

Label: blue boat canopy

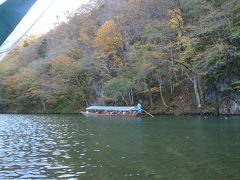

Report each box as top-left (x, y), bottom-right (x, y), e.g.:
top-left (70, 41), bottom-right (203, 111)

top-left (86, 106), bottom-right (137, 111)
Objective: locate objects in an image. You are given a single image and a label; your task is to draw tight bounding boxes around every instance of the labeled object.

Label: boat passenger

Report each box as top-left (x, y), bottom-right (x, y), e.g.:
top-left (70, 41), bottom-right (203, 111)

top-left (137, 102), bottom-right (142, 114)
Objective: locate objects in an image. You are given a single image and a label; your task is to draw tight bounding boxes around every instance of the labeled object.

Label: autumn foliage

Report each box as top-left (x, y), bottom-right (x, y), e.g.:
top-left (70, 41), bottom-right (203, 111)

top-left (0, 0), bottom-right (239, 114)
top-left (93, 20), bottom-right (123, 53)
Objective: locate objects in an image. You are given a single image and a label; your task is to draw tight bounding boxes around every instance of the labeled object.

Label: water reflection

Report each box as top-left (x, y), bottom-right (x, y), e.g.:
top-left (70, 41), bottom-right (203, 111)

top-left (0, 114), bottom-right (240, 179)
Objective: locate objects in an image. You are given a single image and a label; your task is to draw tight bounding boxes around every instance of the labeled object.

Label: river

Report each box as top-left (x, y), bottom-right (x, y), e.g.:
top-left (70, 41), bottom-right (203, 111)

top-left (0, 114), bottom-right (240, 179)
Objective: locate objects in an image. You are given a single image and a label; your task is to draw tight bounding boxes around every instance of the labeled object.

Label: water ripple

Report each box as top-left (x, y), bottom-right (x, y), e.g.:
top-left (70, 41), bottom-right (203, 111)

top-left (0, 114), bottom-right (240, 179)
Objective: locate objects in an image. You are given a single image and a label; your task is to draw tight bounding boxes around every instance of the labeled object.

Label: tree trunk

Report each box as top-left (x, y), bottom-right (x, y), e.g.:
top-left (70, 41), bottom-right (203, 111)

top-left (148, 88), bottom-right (154, 108)
top-left (101, 80), bottom-right (104, 96)
top-left (170, 77), bottom-right (173, 95)
top-left (84, 99), bottom-right (89, 107)
top-left (121, 96), bottom-right (129, 106)
top-left (143, 78), bottom-right (154, 107)
top-left (169, 43), bottom-right (175, 94)
top-left (128, 89), bottom-right (134, 105)
top-left (128, 92), bottom-right (132, 105)
top-left (157, 75), bottom-right (167, 107)
top-left (213, 82), bottom-right (220, 115)
top-left (130, 89), bottom-right (134, 105)
top-left (193, 76), bottom-right (202, 110)
top-left (41, 99), bottom-right (46, 112)
top-left (186, 69), bottom-right (202, 110)
top-left (197, 75), bottom-right (204, 105)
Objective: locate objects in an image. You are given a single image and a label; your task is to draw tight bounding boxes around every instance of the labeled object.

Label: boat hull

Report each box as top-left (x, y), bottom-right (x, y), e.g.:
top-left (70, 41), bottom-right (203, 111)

top-left (81, 111), bottom-right (147, 118)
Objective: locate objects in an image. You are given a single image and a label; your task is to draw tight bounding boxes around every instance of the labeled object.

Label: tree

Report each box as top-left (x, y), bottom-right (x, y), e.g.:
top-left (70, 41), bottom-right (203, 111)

top-left (168, 5), bottom-right (204, 110)
top-left (0, 0), bottom-right (239, 114)
top-left (105, 77), bottom-right (135, 105)
top-left (37, 39), bottom-right (48, 59)
top-left (93, 19), bottom-right (123, 54)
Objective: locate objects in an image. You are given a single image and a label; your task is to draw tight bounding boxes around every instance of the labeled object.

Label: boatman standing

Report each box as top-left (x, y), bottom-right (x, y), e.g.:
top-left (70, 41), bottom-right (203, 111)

top-left (137, 102), bottom-right (142, 114)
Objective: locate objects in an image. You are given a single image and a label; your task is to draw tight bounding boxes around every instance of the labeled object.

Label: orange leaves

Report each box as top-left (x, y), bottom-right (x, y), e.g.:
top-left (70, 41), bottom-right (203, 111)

top-left (51, 54), bottom-right (70, 64)
top-left (113, 55), bottom-right (124, 68)
top-left (147, 51), bottom-right (166, 59)
top-left (3, 75), bottom-right (17, 90)
top-left (50, 54), bottom-right (77, 78)
top-left (80, 26), bottom-right (90, 42)
top-left (127, 0), bottom-right (144, 19)
top-left (51, 54), bottom-right (76, 71)
top-left (93, 20), bottom-right (123, 53)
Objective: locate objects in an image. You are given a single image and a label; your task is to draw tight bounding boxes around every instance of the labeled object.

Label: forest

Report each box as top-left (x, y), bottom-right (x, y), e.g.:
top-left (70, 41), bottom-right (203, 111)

top-left (0, 0), bottom-right (239, 114)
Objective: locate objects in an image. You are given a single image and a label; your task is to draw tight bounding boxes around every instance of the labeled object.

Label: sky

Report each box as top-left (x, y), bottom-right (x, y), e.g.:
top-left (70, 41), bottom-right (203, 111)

top-left (0, 0), bottom-right (89, 60)
top-left (0, 0), bottom-right (6, 5)
top-left (28, 0), bottom-right (90, 34)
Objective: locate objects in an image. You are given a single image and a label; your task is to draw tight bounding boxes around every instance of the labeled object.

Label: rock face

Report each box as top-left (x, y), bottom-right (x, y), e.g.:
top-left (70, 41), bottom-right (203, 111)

top-left (205, 79), bottom-right (240, 115)
top-left (220, 94), bottom-right (240, 115)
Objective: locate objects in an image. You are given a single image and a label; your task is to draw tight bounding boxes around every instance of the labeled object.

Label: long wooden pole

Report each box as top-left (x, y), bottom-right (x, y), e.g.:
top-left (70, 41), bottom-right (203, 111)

top-left (142, 109), bottom-right (154, 118)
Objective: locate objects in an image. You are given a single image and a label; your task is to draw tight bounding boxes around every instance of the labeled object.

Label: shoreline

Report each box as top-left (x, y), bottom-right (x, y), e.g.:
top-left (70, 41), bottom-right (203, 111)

top-left (0, 112), bottom-right (239, 116)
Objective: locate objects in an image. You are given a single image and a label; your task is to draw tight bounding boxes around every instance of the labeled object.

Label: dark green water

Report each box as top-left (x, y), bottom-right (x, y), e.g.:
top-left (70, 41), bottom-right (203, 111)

top-left (0, 115), bottom-right (240, 179)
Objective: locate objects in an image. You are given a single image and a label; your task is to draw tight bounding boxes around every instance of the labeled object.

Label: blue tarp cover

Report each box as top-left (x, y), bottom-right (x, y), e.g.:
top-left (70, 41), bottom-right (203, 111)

top-left (86, 106), bottom-right (137, 111)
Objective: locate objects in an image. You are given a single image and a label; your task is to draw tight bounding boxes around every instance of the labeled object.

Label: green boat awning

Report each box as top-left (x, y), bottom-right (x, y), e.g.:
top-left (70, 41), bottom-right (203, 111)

top-left (86, 106), bottom-right (137, 111)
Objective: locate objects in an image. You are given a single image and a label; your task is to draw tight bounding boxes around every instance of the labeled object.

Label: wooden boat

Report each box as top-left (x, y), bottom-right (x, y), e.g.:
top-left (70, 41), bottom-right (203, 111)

top-left (81, 106), bottom-right (147, 118)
